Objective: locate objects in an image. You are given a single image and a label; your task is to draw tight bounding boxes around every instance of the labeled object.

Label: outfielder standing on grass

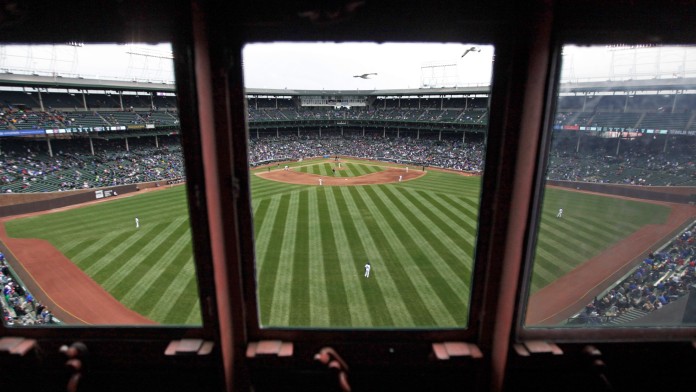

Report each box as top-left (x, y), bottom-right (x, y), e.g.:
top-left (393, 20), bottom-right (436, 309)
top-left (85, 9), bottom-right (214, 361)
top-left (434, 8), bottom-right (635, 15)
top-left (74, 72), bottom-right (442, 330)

top-left (135, 216), bottom-right (140, 228)
top-left (364, 262), bottom-right (371, 278)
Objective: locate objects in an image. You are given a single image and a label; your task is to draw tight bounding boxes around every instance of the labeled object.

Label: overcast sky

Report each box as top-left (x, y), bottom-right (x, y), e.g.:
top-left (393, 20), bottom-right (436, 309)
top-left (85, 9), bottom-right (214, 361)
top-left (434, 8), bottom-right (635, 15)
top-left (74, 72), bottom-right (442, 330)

top-left (242, 42), bottom-right (494, 90)
top-left (0, 43), bottom-right (175, 83)
top-left (2, 43), bottom-right (696, 89)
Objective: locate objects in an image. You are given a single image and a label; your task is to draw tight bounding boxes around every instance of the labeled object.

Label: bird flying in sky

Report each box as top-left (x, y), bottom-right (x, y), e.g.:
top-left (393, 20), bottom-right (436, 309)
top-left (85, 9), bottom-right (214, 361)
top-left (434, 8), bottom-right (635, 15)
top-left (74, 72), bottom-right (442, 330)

top-left (461, 46), bottom-right (481, 58)
top-left (353, 73), bottom-right (378, 79)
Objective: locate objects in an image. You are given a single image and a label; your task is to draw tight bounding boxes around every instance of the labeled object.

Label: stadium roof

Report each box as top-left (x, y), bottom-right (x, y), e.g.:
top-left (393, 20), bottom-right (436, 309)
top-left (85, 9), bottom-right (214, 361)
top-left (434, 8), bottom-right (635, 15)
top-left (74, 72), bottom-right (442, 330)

top-left (559, 78), bottom-right (696, 93)
top-left (0, 72), bottom-right (174, 92)
top-left (245, 86), bottom-right (490, 96)
top-left (2, 73), bottom-right (696, 96)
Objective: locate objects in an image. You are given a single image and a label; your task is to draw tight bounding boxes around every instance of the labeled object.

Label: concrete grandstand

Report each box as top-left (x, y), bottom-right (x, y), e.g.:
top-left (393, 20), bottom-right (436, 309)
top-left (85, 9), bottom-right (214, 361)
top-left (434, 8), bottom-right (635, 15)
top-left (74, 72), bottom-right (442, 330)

top-left (0, 73), bottom-right (694, 193)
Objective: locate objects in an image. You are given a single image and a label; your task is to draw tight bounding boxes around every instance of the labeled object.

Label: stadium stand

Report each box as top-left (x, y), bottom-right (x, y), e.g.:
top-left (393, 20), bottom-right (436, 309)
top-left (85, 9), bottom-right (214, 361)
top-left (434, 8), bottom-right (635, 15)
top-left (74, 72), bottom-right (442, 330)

top-left (568, 223), bottom-right (696, 325)
top-left (0, 136), bottom-right (185, 193)
top-left (247, 135), bottom-right (485, 171)
top-left (545, 131), bottom-right (696, 186)
top-left (2, 88), bottom-right (695, 192)
top-left (1, 251), bottom-right (56, 326)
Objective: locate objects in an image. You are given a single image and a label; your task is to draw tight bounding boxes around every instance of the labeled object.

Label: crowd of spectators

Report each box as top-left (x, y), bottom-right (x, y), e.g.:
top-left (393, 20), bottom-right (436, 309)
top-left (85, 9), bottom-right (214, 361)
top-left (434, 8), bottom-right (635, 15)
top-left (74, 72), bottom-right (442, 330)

top-left (0, 107), bottom-right (178, 130)
top-left (248, 135), bottom-right (486, 172)
top-left (1, 252), bottom-right (57, 326)
top-left (571, 224), bottom-right (696, 325)
top-left (1, 129), bottom-right (694, 193)
top-left (4, 106), bottom-right (693, 186)
top-left (4, 106), bottom-right (485, 129)
top-left (4, 95), bottom-right (696, 131)
top-left (546, 135), bottom-right (696, 186)
top-left (246, 107), bottom-right (487, 124)
top-left (0, 109), bottom-right (65, 129)
top-left (1, 137), bottom-right (185, 193)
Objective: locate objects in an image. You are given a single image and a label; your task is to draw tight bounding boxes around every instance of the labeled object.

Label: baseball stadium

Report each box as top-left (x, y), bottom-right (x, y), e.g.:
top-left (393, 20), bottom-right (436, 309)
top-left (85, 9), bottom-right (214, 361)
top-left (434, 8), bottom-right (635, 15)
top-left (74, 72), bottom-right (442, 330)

top-left (1, 45), bottom-right (695, 331)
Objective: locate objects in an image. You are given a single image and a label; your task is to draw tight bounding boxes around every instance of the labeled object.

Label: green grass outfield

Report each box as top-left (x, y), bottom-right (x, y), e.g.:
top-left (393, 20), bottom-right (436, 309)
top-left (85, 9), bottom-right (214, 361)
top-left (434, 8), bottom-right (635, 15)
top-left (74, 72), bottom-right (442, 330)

top-left (5, 158), bottom-right (671, 327)
top-left (6, 186), bottom-right (200, 325)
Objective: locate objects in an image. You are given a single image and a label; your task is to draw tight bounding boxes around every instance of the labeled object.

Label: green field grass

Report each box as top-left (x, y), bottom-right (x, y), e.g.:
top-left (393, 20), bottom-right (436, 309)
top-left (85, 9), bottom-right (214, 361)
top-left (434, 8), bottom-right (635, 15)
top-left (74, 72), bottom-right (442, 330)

top-left (532, 188), bottom-right (670, 292)
top-left (4, 159), bottom-right (672, 327)
top-left (251, 162), bottom-right (480, 328)
top-left (5, 186), bottom-right (201, 325)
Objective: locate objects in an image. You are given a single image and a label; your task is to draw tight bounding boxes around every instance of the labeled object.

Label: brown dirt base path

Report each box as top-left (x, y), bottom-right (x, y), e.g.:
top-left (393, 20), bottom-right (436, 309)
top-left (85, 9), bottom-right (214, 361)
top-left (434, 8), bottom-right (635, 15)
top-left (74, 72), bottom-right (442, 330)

top-left (0, 190), bottom-right (164, 325)
top-left (526, 201), bottom-right (696, 326)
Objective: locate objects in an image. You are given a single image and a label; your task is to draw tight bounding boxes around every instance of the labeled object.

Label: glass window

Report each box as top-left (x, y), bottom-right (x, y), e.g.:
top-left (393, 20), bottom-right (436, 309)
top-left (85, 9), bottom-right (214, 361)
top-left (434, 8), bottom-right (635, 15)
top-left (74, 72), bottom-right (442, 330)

top-left (242, 42), bottom-right (494, 329)
top-left (0, 43), bottom-right (202, 327)
top-left (525, 45), bottom-right (696, 329)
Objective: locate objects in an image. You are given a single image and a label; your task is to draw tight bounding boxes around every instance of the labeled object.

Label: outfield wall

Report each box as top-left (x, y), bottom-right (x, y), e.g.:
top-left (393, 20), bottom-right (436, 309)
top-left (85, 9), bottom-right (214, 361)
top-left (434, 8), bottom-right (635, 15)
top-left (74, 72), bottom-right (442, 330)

top-left (0, 188), bottom-right (96, 207)
top-left (0, 184), bottom-right (140, 217)
top-left (0, 179), bottom-right (185, 218)
top-left (548, 180), bottom-right (696, 204)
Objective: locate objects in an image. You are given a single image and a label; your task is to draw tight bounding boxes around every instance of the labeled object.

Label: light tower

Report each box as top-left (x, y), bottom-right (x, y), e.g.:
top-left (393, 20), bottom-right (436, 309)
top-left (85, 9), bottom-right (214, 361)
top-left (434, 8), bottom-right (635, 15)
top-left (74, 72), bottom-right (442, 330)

top-left (420, 60), bottom-right (458, 88)
top-left (126, 44), bottom-right (175, 83)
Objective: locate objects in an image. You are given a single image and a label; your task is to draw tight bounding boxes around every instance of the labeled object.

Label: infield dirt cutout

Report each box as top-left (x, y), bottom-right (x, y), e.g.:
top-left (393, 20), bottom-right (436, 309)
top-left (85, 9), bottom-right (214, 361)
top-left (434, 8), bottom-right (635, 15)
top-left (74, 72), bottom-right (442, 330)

top-left (257, 165), bottom-right (426, 185)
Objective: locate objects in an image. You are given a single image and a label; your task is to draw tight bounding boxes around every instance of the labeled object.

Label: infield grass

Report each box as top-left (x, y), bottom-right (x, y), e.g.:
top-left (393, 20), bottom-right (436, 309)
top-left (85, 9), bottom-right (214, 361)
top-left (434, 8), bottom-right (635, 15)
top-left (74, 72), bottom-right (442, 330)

top-left (296, 161), bottom-right (384, 177)
top-left (4, 159), bottom-right (672, 327)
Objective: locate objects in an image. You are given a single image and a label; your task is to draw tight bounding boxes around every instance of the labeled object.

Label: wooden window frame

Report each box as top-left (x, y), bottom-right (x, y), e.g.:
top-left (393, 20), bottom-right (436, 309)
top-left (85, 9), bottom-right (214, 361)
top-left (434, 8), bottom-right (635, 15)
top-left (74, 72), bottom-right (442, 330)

top-left (2, 2), bottom-right (696, 392)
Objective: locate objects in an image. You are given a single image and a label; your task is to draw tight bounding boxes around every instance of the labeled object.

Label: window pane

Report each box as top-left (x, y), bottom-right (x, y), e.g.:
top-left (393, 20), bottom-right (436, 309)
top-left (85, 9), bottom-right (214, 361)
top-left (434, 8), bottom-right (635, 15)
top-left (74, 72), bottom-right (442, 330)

top-left (0, 43), bottom-right (202, 327)
top-left (243, 42), bottom-right (493, 329)
top-left (525, 45), bottom-right (696, 328)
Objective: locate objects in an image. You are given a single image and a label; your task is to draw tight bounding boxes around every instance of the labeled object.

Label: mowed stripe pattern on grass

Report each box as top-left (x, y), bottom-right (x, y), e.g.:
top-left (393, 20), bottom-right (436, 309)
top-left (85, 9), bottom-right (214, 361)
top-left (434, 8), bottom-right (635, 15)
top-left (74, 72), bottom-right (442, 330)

top-left (251, 168), bottom-right (478, 328)
top-left (297, 162), bottom-right (383, 177)
top-left (5, 187), bottom-right (201, 325)
top-left (530, 187), bottom-right (670, 293)
top-left (4, 159), bottom-right (672, 328)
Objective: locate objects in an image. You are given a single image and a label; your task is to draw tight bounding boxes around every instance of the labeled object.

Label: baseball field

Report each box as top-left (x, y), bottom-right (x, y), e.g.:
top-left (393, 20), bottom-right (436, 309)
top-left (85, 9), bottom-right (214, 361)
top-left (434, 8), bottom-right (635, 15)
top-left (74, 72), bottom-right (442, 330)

top-left (2, 158), bottom-right (675, 327)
